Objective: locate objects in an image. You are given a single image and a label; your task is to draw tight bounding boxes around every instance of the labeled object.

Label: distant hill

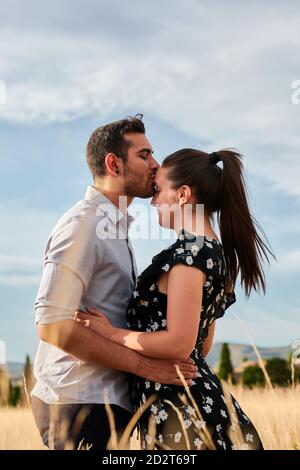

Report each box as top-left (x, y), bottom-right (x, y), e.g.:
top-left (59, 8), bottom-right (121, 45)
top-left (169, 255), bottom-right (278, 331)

top-left (206, 342), bottom-right (291, 369)
top-left (5, 362), bottom-right (24, 379)
top-left (5, 343), bottom-right (291, 379)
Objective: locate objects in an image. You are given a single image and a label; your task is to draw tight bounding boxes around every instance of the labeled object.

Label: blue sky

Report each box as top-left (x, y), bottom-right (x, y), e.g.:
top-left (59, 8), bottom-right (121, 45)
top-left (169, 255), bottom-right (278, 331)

top-left (0, 0), bottom-right (299, 362)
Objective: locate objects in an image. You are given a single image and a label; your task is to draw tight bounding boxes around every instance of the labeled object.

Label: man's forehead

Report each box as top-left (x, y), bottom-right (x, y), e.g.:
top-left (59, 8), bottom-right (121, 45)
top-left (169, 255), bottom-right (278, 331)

top-left (124, 132), bottom-right (153, 150)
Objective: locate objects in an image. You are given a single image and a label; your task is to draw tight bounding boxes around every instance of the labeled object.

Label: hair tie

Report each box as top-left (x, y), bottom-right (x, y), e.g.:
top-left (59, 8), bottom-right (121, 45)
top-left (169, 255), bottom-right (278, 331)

top-left (210, 152), bottom-right (221, 165)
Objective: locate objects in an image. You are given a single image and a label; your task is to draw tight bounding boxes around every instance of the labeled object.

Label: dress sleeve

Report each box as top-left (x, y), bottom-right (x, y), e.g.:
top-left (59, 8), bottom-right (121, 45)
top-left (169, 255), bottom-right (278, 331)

top-left (161, 239), bottom-right (222, 278)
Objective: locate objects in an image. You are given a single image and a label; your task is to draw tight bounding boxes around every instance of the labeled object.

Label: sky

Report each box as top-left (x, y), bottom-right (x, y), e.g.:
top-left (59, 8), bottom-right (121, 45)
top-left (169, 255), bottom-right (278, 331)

top-left (0, 0), bottom-right (300, 362)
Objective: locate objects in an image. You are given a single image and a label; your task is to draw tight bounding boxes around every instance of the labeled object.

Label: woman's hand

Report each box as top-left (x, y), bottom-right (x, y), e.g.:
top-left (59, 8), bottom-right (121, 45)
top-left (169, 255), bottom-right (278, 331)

top-left (74, 308), bottom-right (114, 340)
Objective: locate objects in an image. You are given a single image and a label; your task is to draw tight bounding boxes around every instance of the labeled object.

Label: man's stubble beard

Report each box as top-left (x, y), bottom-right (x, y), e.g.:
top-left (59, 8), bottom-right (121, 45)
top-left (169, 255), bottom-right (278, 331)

top-left (123, 167), bottom-right (154, 199)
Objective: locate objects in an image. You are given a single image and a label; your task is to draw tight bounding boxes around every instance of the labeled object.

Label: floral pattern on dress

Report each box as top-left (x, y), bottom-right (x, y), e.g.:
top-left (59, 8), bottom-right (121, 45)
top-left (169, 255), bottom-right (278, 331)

top-left (126, 228), bottom-right (264, 450)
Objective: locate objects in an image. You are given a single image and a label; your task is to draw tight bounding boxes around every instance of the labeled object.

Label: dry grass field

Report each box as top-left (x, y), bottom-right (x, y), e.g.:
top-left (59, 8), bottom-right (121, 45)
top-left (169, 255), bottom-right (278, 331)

top-left (225, 384), bottom-right (300, 450)
top-left (0, 384), bottom-right (299, 450)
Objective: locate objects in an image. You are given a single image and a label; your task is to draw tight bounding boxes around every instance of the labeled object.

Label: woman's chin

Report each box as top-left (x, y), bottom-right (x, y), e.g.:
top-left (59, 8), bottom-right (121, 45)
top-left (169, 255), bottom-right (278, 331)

top-left (157, 214), bottom-right (172, 230)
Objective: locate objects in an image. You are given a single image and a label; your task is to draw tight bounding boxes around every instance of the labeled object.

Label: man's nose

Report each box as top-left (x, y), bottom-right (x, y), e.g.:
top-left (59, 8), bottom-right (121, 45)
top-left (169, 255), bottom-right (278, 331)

top-left (150, 155), bottom-right (160, 171)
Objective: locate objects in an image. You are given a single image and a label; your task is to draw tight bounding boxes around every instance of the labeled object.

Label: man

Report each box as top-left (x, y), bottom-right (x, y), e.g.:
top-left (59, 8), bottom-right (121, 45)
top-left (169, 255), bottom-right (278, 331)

top-left (31, 115), bottom-right (198, 450)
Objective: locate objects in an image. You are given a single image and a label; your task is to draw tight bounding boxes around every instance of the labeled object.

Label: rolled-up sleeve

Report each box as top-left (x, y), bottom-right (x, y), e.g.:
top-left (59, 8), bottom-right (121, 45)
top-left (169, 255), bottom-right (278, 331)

top-left (35, 217), bottom-right (101, 325)
top-left (35, 263), bottom-right (85, 324)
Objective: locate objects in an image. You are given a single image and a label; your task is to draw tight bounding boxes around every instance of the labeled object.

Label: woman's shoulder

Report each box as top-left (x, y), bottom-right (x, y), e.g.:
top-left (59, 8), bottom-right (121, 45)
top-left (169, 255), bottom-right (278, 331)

top-left (168, 229), bottom-right (224, 274)
top-left (137, 229), bottom-right (225, 285)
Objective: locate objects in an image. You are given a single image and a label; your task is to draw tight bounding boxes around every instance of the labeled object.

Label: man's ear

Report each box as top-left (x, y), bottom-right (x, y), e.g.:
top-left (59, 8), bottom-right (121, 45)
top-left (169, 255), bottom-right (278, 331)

top-left (105, 153), bottom-right (122, 176)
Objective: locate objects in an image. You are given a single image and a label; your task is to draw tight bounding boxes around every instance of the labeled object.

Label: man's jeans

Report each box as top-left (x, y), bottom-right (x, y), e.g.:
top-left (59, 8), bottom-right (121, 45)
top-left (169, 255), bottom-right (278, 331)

top-left (31, 396), bottom-right (133, 450)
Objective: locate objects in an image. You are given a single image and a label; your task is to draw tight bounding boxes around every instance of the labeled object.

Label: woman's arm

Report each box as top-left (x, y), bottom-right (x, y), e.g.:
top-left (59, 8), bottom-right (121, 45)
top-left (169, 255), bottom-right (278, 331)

top-left (76, 264), bottom-right (206, 361)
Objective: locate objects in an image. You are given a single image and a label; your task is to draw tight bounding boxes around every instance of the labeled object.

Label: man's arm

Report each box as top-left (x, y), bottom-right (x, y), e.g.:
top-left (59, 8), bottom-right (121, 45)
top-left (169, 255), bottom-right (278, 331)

top-left (79, 264), bottom-right (206, 361)
top-left (38, 320), bottom-right (198, 386)
top-left (35, 218), bottom-right (197, 385)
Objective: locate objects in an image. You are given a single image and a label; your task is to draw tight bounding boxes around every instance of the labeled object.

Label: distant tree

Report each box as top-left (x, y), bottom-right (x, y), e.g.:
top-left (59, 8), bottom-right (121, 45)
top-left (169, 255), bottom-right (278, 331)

top-left (9, 385), bottom-right (21, 407)
top-left (242, 356), bottom-right (248, 362)
top-left (218, 343), bottom-right (235, 383)
top-left (266, 357), bottom-right (290, 386)
top-left (242, 365), bottom-right (265, 388)
top-left (24, 355), bottom-right (34, 389)
top-left (243, 357), bottom-right (294, 388)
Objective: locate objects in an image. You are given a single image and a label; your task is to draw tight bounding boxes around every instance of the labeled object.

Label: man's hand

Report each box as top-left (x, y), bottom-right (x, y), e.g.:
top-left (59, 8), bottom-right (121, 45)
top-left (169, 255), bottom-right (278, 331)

top-left (138, 356), bottom-right (198, 387)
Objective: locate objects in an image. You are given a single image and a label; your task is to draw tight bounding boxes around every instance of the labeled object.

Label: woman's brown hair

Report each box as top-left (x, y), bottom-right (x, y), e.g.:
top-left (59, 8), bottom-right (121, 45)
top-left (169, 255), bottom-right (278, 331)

top-left (162, 148), bottom-right (276, 297)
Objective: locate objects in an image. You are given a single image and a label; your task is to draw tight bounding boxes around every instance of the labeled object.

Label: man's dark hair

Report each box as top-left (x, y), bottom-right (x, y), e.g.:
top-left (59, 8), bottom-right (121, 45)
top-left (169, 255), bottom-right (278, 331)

top-left (86, 114), bottom-right (145, 177)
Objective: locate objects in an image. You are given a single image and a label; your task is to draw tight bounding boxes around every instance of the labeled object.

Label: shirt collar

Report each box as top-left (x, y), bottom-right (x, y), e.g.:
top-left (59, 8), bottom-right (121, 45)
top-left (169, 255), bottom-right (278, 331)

top-left (85, 185), bottom-right (135, 227)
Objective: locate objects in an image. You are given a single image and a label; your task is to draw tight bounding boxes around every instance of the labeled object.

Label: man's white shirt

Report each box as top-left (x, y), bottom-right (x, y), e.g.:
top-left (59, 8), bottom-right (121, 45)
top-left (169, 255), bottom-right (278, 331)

top-left (31, 186), bottom-right (138, 413)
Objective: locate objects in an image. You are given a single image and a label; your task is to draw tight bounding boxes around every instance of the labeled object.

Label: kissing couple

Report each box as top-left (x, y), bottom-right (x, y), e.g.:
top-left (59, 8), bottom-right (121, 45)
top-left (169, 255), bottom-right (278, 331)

top-left (31, 115), bottom-right (273, 450)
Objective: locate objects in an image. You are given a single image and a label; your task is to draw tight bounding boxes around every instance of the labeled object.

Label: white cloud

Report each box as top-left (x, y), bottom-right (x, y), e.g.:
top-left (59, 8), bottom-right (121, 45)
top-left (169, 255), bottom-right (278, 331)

top-left (0, 1), bottom-right (300, 199)
top-left (273, 250), bottom-right (300, 273)
top-left (0, 1), bottom-right (299, 354)
top-left (216, 303), bottom-right (300, 347)
top-left (0, 254), bottom-right (40, 271)
top-left (0, 274), bottom-right (40, 286)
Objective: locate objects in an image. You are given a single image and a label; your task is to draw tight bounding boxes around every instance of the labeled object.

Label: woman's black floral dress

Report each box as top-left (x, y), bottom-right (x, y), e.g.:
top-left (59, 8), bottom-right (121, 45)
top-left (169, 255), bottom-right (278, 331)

top-left (126, 228), bottom-right (264, 450)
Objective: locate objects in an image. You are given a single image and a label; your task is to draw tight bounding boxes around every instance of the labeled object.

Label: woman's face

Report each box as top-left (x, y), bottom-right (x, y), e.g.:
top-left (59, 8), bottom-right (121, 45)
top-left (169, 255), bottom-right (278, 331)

top-left (151, 167), bottom-right (182, 229)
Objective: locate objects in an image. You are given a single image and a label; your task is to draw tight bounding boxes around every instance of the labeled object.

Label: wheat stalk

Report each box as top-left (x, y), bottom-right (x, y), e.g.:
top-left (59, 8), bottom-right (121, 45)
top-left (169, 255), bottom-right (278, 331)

top-left (234, 313), bottom-right (275, 392)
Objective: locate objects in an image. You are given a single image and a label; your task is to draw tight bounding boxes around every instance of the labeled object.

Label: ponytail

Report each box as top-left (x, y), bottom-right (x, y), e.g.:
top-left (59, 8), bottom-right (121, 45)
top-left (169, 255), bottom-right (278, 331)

top-left (216, 149), bottom-right (275, 297)
top-left (162, 147), bottom-right (276, 297)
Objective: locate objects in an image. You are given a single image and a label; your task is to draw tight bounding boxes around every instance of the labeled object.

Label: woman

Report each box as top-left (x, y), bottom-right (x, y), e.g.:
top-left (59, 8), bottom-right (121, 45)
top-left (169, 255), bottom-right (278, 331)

top-left (75, 149), bottom-right (274, 450)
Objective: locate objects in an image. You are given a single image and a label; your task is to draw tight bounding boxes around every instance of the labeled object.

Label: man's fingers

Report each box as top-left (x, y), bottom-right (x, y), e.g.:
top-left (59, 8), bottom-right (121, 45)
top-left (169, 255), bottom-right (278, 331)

top-left (175, 363), bottom-right (198, 373)
top-left (173, 378), bottom-right (193, 387)
top-left (180, 371), bottom-right (196, 380)
top-left (183, 357), bottom-right (195, 365)
top-left (175, 367), bottom-right (198, 380)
